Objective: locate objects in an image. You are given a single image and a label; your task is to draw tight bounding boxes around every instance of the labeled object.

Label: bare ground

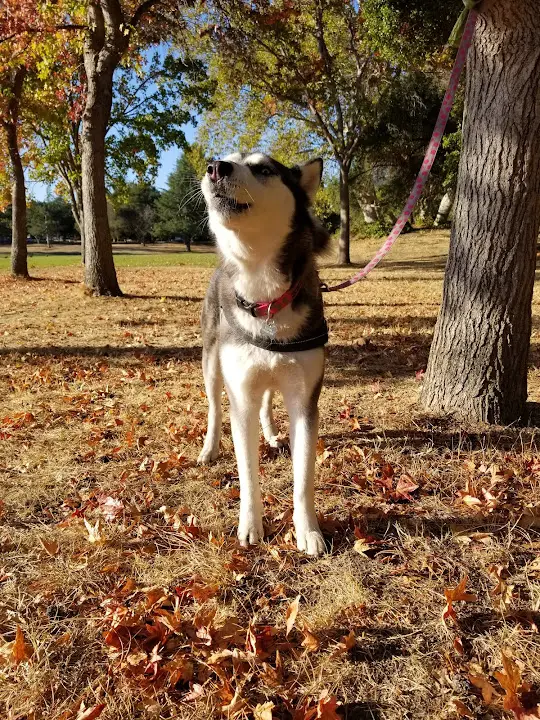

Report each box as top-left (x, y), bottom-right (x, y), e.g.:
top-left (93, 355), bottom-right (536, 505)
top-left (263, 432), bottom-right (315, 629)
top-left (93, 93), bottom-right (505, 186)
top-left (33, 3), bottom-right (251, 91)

top-left (0, 230), bottom-right (539, 720)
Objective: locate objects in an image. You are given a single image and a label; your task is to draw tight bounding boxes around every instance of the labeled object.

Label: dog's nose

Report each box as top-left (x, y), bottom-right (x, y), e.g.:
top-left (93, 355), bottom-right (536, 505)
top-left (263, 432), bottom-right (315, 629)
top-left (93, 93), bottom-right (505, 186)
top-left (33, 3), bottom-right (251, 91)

top-left (206, 160), bottom-right (233, 182)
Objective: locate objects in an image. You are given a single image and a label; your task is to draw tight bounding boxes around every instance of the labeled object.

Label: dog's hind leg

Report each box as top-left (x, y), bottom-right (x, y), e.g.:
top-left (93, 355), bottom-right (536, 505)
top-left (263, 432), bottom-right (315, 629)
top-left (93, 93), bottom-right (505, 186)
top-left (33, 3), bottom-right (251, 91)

top-left (260, 389), bottom-right (284, 449)
top-left (198, 343), bottom-right (223, 464)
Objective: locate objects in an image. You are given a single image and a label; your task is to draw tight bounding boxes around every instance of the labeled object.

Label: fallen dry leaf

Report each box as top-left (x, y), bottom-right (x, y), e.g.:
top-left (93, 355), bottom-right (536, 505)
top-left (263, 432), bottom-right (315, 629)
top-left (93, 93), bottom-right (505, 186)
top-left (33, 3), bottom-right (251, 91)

top-left (453, 636), bottom-right (464, 656)
top-left (301, 623), bottom-right (321, 653)
top-left (316, 689), bottom-right (341, 720)
top-left (11, 625), bottom-right (33, 665)
top-left (76, 704), bottom-right (106, 720)
top-left (83, 517), bottom-right (104, 544)
top-left (469, 672), bottom-right (498, 704)
top-left (286, 595), bottom-right (300, 637)
top-left (330, 630), bottom-right (356, 658)
top-left (38, 536), bottom-right (59, 556)
top-left (221, 687), bottom-right (247, 717)
top-left (254, 701), bottom-right (275, 720)
top-left (451, 699), bottom-right (474, 718)
top-left (489, 565), bottom-right (514, 612)
top-left (443, 576), bottom-right (477, 624)
top-left (488, 651), bottom-right (540, 718)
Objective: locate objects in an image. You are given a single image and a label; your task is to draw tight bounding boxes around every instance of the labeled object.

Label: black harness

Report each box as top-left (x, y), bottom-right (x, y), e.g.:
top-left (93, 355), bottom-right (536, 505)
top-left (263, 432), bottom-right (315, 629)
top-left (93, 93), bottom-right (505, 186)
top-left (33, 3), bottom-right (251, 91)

top-left (220, 297), bottom-right (328, 352)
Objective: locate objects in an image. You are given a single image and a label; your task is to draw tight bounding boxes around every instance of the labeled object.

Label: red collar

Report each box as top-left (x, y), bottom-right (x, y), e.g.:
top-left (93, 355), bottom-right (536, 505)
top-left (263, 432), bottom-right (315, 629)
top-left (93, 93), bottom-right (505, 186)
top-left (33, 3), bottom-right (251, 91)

top-left (235, 280), bottom-right (302, 319)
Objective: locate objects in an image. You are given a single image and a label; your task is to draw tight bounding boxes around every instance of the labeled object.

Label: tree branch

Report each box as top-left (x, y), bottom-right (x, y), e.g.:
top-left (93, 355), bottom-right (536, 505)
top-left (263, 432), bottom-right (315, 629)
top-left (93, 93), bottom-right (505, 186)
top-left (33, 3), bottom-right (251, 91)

top-left (130, 0), bottom-right (162, 28)
top-left (314, 0), bottom-right (344, 149)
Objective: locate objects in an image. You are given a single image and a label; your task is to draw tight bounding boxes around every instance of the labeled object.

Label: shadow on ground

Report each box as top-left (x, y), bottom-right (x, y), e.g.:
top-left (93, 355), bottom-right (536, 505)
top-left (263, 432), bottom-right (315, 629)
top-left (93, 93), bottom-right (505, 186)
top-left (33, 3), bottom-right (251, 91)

top-left (0, 345), bottom-right (202, 361)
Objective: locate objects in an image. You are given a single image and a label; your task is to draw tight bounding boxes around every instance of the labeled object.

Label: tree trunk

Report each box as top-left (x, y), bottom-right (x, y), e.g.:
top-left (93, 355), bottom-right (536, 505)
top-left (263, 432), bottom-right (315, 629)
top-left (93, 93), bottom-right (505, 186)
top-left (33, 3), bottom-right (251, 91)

top-left (337, 162), bottom-right (351, 264)
top-left (74, 186), bottom-right (85, 265)
top-left (81, 2), bottom-right (123, 296)
top-left (421, 0), bottom-right (540, 425)
top-left (81, 61), bottom-right (121, 295)
top-left (353, 188), bottom-right (379, 224)
top-left (361, 202), bottom-right (378, 224)
top-left (5, 120), bottom-right (28, 278)
top-left (2, 67), bottom-right (28, 279)
top-left (434, 188), bottom-right (455, 226)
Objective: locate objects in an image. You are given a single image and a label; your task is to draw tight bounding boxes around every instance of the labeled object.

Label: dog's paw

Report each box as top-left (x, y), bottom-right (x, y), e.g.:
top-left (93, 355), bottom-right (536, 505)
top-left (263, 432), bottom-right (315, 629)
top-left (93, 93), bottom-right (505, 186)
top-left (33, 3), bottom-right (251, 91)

top-left (266, 434), bottom-right (286, 450)
top-left (295, 525), bottom-right (326, 556)
top-left (237, 514), bottom-right (264, 547)
top-left (197, 445), bottom-right (219, 464)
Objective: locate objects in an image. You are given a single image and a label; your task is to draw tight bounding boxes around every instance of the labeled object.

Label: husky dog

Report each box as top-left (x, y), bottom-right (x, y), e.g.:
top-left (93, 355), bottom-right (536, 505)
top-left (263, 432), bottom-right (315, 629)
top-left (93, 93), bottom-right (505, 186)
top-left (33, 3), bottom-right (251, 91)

top-left (198, 153), bottom-right (329, 556)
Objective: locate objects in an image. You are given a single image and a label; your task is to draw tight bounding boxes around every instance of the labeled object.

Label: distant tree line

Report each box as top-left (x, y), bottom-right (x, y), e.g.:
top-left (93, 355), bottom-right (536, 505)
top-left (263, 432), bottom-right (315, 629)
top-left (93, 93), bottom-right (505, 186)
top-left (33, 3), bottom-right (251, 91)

top-left (0, 152), bottom-right (210, 248)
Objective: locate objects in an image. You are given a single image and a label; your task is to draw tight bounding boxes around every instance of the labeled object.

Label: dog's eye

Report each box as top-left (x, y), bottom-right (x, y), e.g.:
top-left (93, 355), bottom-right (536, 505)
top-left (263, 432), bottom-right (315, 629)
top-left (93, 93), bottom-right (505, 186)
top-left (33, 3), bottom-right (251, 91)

top-left (249, 164), bottom-right (274, 177)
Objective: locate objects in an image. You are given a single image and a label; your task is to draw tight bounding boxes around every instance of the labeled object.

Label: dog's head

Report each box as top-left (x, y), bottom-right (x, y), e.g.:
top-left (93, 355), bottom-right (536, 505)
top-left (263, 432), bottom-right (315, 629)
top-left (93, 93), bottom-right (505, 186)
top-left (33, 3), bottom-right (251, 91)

top-left (201, 152), bottom-right (323, 246)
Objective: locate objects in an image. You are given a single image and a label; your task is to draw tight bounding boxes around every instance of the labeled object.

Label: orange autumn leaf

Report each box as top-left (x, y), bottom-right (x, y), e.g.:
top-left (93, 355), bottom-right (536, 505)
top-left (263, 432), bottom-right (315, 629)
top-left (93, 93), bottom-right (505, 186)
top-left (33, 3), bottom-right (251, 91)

top-left (286, 595), bottom-right (300, 637)
top-left (495, 652), bottom-right (521, 695)
top-left (489, 651), bottom-right (540, 718)
top-left (494, 652), bottom-right (525, 715)
top-left (452, 699), bottom-right (474, 718)
top-left (221, 687), bottom-right (247, 717)
top-left (316, 690), bottom-right (341, 719)
top-left (301, 623), bottom-right (321, 653)
top-left (469, 672), bottom-right (498, 704)
top-left (443, 576), bottom-right (477, 623)
top-left (76, 704), bottom-right (106, 720)
top-left (330, 630), bottom-right (356, 657)
top-left (12, 625), bottom-right (32, 665)
top-left (38, 536), bottom-right (59, 556)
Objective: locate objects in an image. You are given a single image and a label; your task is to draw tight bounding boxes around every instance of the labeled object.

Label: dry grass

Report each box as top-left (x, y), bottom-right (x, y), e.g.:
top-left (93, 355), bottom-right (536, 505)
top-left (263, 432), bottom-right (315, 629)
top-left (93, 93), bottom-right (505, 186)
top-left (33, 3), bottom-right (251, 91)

top-left (1, 229), bottom-right (539, 720)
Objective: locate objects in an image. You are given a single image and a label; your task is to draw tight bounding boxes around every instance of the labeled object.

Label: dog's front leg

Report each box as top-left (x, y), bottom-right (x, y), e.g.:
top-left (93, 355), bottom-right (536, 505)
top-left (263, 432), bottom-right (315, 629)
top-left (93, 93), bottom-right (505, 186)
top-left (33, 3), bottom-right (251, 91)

top-left (288, 404), bottom-right (326, 556)
top-left (227, 389), bottom-right (264, 546)
top-left (281, 357), bottom-right (326, 557)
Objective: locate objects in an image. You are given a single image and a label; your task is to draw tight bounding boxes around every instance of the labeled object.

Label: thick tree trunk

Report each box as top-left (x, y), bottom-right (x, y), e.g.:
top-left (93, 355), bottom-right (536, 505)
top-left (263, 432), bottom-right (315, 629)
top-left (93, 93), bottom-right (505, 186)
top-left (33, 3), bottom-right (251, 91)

top-left (337, 163), bottom-right (351, 265)
top-left (5, 121), bottom-right (28, 278)
top-left (434, 188), bottom-right (455, 226)
top-left (2, 67), bottom-right (28, 278)
top-left (421, 0), bottom-right (540, 424)
top-left (81, 63), bottom-right (121, 295)
top-left (81, 2), bottom-right (124, 296)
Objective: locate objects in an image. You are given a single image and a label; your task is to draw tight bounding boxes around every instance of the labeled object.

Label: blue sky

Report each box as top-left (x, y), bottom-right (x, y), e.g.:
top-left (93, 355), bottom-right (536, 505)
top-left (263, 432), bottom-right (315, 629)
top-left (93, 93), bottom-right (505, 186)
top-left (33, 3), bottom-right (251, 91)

top-left (29, 43), bottom-right (201, 202)
top-left (29, 121), bottom-right (197, 201)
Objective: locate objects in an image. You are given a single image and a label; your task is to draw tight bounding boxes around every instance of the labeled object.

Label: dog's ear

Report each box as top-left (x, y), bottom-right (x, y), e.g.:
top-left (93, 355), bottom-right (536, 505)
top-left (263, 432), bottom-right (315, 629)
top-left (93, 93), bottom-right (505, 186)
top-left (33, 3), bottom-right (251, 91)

top-left (297, 158), bottom-right (323, 204)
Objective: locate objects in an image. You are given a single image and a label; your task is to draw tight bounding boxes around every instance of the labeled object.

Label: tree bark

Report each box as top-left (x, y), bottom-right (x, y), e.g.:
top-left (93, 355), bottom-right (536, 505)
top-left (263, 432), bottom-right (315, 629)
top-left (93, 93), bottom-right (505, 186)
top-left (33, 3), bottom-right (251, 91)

top-left (2, 67), bottom-right (28, 278)
top-left (62, 158), bottom-right (85, 264)
top-left (337, 162), bottom-right (351, 264)
top-left (81, 1), bottom-right (123, 296)
top-left (68, 181), bottom-right (85, 264)
top-left (5, 121), bottom-right (28, 277)
top-left (434, 188), bottom-right (455, 226)
top-left (81, 65), bottom-right (121, 295)
top-left (421, 0), bottom-right (540, 424)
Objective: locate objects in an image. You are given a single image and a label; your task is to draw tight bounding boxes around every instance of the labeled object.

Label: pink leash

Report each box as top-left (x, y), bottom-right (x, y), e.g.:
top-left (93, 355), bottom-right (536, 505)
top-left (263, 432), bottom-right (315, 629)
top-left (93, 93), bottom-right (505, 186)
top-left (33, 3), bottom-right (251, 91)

top-left (321, 9), bottom-right (478, 293)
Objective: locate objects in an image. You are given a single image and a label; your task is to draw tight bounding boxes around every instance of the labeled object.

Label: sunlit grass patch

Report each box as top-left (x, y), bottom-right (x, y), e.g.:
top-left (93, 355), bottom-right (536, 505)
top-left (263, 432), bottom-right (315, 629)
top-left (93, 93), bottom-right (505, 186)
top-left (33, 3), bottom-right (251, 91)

top-left (0, 244), bottom-right (217, 271)
top-left (1, 230), bottom-right (540, 719)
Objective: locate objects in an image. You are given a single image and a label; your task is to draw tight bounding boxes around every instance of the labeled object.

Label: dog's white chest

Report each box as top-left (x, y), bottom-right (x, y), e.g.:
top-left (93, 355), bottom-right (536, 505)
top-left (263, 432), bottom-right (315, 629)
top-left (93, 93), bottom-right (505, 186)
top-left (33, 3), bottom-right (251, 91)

top-left (219, 341), bottom-right (323, 397)
top-left (221, 342), bottom-right (296, 387)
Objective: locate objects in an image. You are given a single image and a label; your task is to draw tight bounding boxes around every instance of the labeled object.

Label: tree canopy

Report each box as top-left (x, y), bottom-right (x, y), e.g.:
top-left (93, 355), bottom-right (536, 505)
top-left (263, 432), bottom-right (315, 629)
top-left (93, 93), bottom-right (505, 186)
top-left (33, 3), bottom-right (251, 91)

top-left (191, 0), bottom-right (465, 262)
